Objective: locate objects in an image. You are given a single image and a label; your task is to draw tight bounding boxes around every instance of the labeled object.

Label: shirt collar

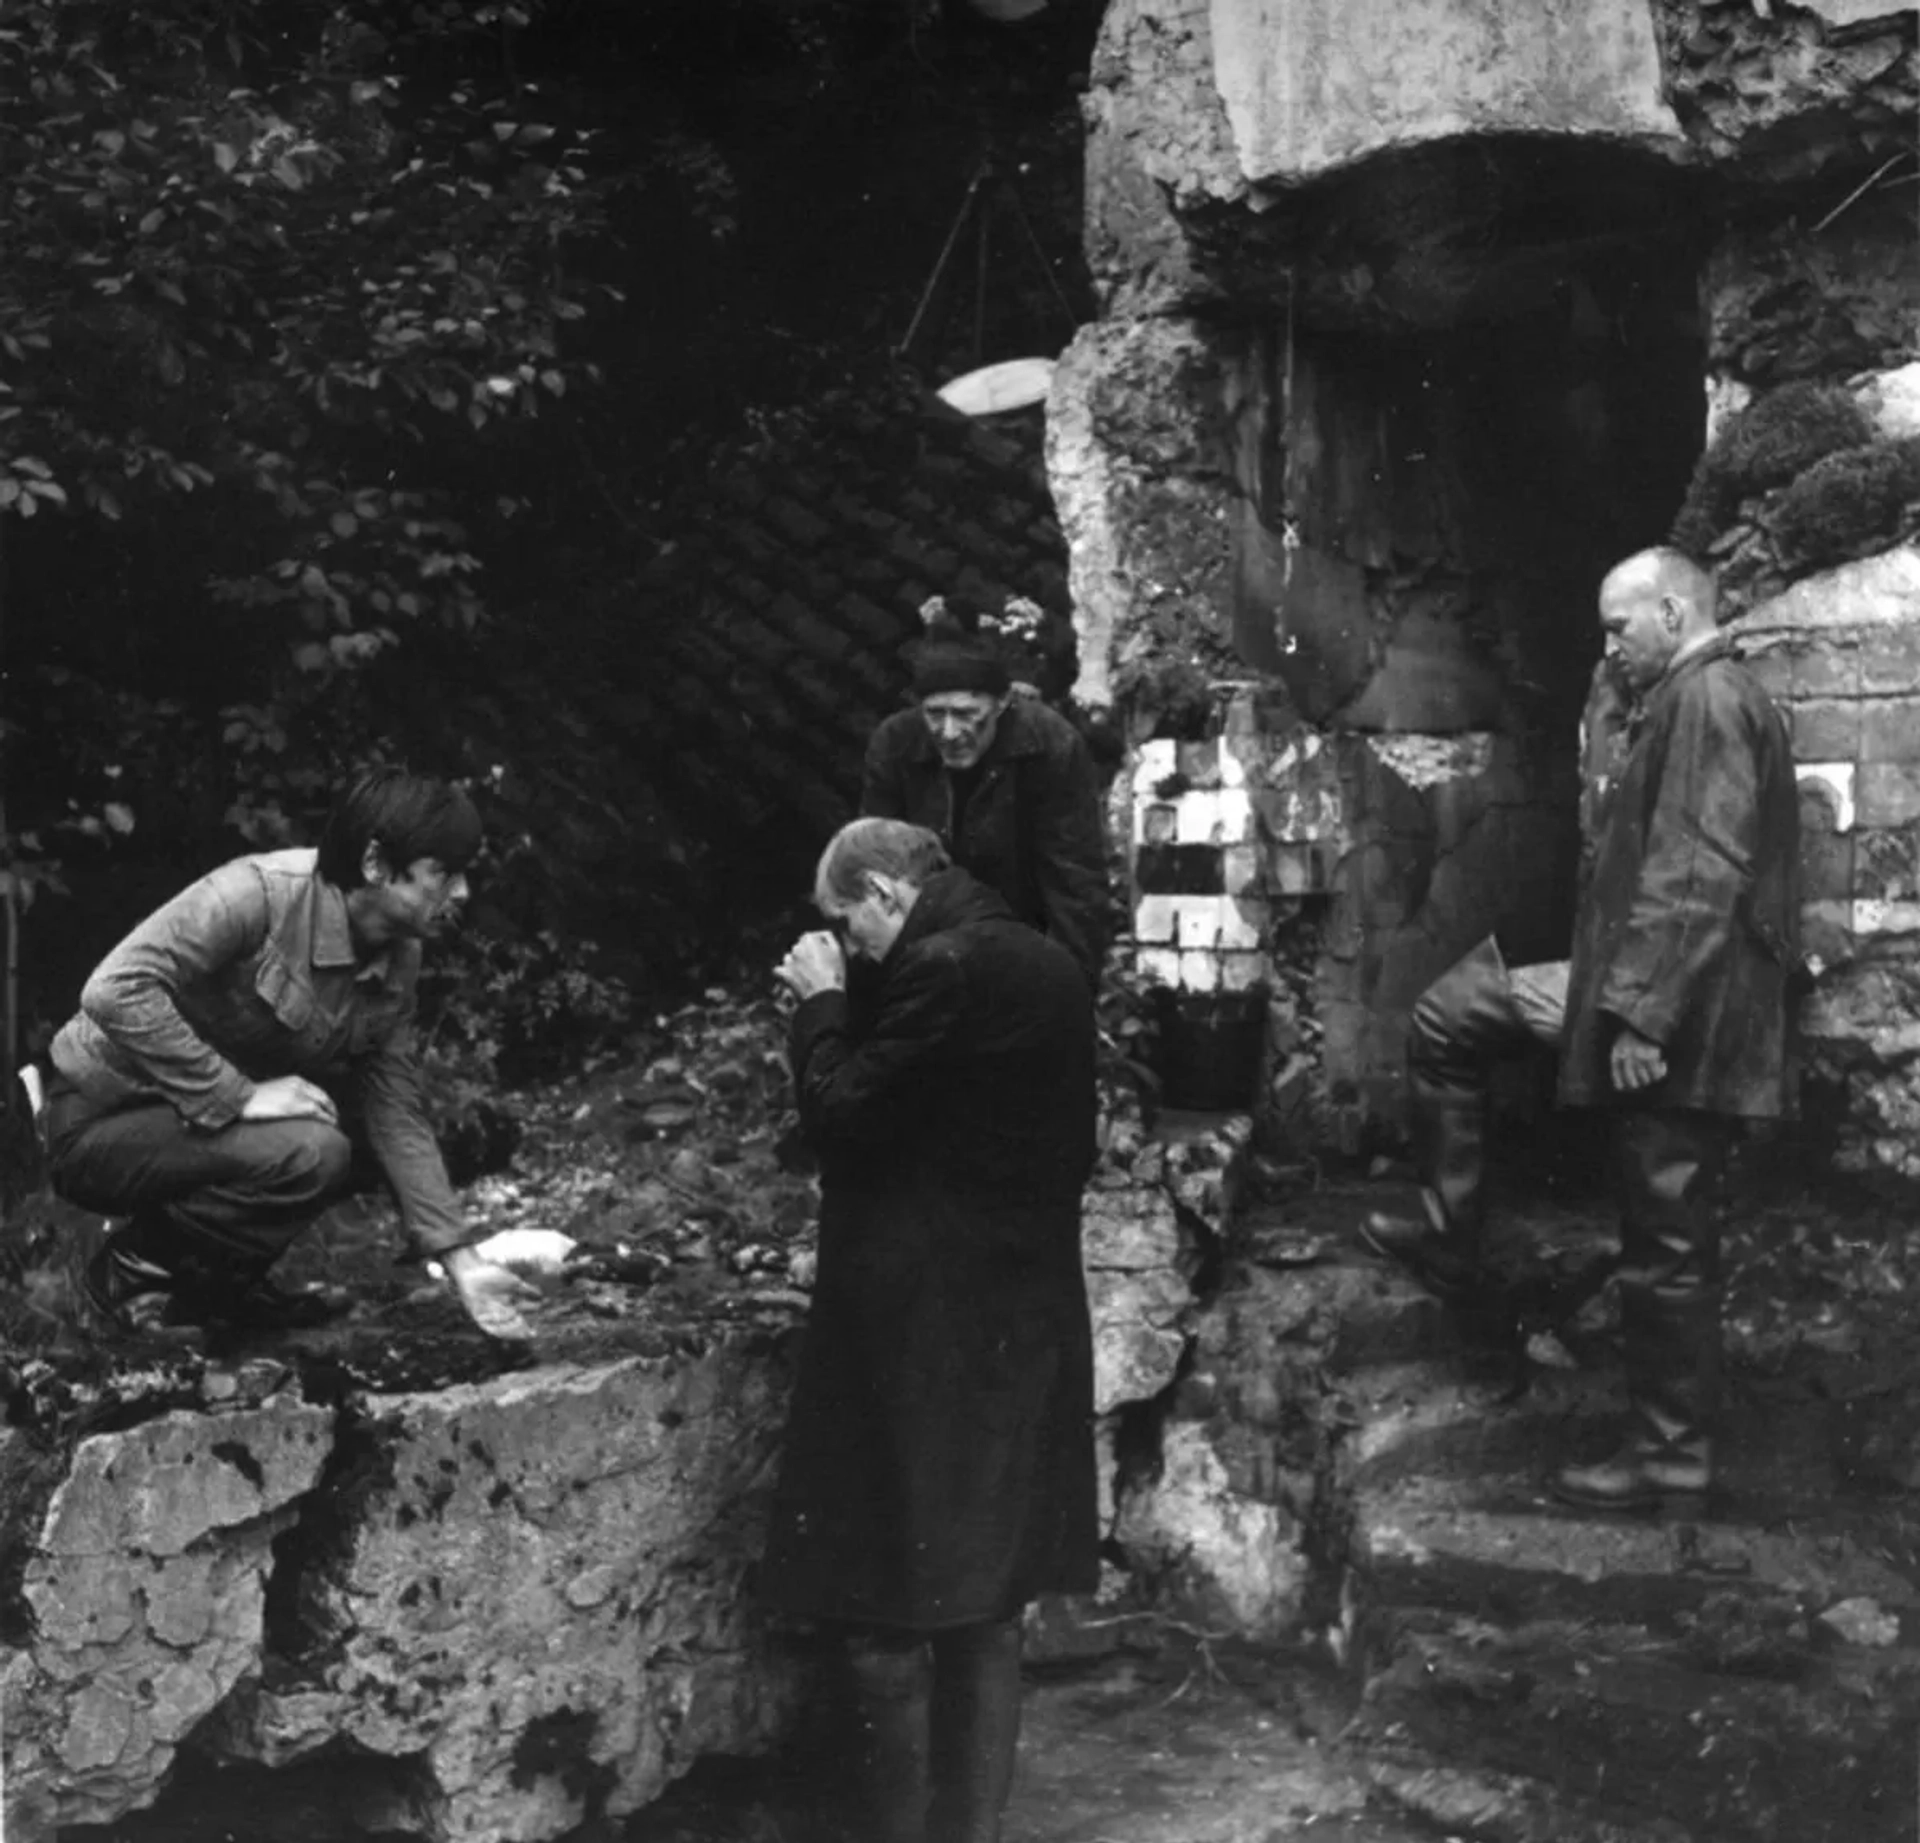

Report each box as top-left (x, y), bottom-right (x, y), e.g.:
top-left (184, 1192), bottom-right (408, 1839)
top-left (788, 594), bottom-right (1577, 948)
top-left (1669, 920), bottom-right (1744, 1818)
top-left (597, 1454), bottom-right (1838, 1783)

top-left (310, 872), bottom-right (395, 983)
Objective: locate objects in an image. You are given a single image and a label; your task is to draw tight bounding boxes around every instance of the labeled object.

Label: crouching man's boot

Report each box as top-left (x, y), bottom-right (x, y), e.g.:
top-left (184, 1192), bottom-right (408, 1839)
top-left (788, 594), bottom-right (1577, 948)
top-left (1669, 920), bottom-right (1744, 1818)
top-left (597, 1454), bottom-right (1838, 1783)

top-left (1359, 938), bottom-right (1542, 1298)
top-left (80, 1216), bottom-right (207, 1349)
top-left (1360, 1096), bottom-right (1487, 1296)
top-left (1553, 1422), bottom-right (1712, 1512)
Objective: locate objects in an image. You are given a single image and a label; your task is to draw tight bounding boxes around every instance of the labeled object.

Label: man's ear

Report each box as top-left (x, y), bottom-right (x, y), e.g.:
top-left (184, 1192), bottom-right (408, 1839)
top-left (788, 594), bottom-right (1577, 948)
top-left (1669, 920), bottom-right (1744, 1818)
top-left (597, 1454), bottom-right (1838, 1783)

top-left (1661, 595), bottom-right (1683, 633)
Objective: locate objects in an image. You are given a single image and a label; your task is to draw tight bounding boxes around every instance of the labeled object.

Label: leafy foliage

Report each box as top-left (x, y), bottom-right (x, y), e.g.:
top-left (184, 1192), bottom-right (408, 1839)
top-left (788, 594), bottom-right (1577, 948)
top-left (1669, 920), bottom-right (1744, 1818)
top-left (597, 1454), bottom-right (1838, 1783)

top-left (0, 0), bottom-right (620, 883)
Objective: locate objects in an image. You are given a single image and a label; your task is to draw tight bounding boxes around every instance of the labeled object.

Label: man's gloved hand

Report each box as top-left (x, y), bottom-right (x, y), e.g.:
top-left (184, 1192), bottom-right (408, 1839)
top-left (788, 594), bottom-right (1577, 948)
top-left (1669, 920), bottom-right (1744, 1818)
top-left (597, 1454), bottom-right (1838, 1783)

top-left (443, 1245), bottom-right (539, 1341)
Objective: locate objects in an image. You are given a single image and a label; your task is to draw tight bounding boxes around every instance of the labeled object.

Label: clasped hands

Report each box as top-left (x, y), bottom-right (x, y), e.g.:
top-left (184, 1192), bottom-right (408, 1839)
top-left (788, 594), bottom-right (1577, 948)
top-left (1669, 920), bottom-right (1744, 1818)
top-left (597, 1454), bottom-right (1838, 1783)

top-left (777, 930), bottom-right (847, 1000)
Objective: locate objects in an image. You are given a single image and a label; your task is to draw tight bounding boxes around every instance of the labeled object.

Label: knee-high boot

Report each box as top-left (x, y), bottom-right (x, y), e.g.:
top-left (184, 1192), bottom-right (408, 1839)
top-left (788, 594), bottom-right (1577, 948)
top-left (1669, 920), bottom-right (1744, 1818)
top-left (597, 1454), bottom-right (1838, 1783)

top-left (1555, 1109), bottom-right (1729, 1511)
top-left (927, 1617), bottom-right (1023, 1843)
top-left (843, 1632), bottom-right (931, 1843)
top-left (1362, 937), bottom-right (1522, 1293)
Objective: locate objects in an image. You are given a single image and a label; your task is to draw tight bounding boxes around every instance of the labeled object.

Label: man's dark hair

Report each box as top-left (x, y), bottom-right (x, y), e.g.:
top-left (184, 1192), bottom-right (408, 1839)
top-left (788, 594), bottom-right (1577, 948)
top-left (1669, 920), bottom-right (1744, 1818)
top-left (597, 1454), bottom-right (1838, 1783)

top-left (814, 819), bottom-right (950, 909)
top-left (316, 769), bottom-right (483, 889)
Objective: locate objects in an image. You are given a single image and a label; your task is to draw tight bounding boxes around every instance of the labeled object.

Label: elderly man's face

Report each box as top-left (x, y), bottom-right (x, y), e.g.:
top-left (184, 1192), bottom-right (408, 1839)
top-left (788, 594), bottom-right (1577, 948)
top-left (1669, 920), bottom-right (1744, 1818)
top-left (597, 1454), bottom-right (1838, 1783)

top-left (921, 691), bottom-right (1008, 771)
top-left (1598, 579), bottom-right (1680, 694)
top-left (820, 875), bottom-right (910, 962)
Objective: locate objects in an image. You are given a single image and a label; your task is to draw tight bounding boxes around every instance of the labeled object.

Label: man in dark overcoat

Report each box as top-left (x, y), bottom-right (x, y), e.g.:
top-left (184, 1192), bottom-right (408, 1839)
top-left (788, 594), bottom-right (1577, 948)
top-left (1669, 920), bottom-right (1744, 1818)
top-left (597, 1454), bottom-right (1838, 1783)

top-left (1360, 546), bottom-right (1800, 1511)
top-left (861, 630), bottom-right (1112, 989)
top-left (766, 817), bottom-right (1099, 1843)
top-left (1551, 546), bottom-right (1800, 1509)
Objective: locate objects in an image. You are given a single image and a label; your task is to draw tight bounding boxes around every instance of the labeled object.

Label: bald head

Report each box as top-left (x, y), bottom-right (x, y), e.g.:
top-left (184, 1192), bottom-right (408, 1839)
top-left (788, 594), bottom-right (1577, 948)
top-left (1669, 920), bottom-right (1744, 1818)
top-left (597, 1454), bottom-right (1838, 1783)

top-left (1597, 547), bottom-right (1719, 692)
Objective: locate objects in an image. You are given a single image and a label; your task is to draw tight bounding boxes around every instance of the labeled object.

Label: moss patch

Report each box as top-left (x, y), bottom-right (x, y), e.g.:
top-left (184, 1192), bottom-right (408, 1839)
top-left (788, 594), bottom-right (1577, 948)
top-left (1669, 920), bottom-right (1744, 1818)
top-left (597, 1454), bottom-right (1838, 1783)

top-left (1669, 381), bottom-right (1873, 557)
top-left (1768, 435), bottom-right (1920, 568)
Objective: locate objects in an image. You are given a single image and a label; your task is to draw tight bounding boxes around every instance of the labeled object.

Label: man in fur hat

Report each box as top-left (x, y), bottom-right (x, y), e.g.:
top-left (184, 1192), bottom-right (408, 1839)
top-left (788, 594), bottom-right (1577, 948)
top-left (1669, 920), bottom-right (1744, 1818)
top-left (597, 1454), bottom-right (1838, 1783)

top-left (860, 614), bottom-right (1112, 988)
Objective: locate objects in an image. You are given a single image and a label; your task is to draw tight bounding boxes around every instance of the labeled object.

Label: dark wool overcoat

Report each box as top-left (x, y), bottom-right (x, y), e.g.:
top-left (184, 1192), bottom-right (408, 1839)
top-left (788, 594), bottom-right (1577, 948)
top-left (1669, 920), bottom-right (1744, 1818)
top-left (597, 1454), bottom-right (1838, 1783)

top-left (760, 869), bottom-right (1100, 1631)
top-left (1559, 637), bottom-right (1801, 1118)
top-left (861, 697), bottom-right (1113, 987)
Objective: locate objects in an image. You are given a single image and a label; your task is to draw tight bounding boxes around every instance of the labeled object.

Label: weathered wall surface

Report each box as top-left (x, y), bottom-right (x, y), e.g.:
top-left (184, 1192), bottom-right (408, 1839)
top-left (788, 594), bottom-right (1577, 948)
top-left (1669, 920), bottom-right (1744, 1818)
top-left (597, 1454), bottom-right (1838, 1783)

top-left (1, 1341), bottom-right (803, 1843)
top-left (212, 1348), bottom-right (801, 1843)
top-left (1210, 0), bottom-right (1683, 183)
top-left (3, 1392), bottom-right (333, 1838)
top-left (1047, 316), bottom-right (1240, 713)
top-left (2, 1197), bottom-right (1232, 1840)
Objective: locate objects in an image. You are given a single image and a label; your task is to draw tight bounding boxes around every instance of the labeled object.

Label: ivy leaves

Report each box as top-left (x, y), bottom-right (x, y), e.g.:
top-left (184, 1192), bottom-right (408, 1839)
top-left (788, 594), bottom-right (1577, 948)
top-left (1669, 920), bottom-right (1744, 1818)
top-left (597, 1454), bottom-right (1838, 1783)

top-left (0, 0), bottom-right (613, 623)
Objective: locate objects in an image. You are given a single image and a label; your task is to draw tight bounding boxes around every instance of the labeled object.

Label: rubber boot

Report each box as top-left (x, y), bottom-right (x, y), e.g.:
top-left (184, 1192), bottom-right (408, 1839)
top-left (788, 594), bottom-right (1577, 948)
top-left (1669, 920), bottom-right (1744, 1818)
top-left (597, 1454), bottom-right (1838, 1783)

top-left (844, 1631), bottom-right (931, 1843)
top-left (1361, 1092), bottom-right (1488, 1295)
top-left (1554, 1109), bottom-right (1728, 1513)
top-left (1360, 938), bottom-right (1528, 1296)
top-left (927, 1617), bottom-right (1023, 1843)
top-left (80, 1215), bottom-right (206, 1349)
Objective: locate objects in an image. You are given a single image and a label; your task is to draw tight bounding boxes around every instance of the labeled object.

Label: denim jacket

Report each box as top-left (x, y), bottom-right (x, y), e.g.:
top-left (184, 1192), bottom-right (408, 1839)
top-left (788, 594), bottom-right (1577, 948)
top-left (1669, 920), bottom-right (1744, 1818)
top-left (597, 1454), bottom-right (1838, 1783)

top-left (49, 848), bottom-right (470, 1253)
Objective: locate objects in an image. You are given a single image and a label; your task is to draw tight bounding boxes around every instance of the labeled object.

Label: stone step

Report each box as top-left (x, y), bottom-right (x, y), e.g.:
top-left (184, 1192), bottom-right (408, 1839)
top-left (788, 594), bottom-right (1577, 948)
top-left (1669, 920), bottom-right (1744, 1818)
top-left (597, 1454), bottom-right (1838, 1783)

top-left (1356, 1611), bottom-right (1919, 1843)
top-left (1342, 1360), bottom-right (1920, 1841)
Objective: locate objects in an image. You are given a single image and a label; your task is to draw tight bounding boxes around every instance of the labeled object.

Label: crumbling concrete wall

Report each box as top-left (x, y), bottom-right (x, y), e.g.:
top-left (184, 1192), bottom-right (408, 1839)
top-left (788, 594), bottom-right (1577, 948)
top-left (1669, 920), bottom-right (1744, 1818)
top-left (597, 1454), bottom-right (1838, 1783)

top-left (2, 1391), bottom-right (333, 1839)
top-left (1, 1342), bottom-right (803, 1843)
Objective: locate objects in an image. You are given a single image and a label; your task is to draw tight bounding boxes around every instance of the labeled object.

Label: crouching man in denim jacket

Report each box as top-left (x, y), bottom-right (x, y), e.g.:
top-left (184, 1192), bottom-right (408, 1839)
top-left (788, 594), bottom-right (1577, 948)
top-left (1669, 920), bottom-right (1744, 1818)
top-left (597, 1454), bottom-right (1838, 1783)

top-left (41, 768), bottom-right (536, 1346)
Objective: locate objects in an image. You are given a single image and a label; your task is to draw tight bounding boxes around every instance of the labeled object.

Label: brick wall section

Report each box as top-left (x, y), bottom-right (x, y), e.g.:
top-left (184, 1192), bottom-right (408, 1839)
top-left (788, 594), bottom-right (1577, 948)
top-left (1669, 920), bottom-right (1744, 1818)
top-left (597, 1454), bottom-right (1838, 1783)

top-left (635, 386), bottom-right (1070, 855)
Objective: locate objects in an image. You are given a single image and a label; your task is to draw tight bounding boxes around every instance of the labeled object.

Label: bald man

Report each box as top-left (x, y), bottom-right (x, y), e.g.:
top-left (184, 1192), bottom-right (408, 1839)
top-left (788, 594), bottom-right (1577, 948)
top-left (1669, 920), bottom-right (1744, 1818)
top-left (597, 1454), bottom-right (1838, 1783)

top-left (1365, 548), bottom-right (1801, 1511)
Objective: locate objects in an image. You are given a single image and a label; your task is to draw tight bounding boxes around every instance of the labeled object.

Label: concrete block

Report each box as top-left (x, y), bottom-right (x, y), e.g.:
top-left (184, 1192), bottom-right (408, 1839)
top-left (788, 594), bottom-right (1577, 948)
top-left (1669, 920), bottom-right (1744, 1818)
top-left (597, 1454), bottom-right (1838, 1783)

top-left (1137, 948), bottom-right (1182, 988)
top-left (1218, 900), bottom-right (1268, 952)
top-left (1793, 639), bottom-right (1862, 701)
top-left (1134, 895), bottom-right (1180, 945)
top-left (1222, 845), bottom-right (1261, 895)
top-left (1136, 740), bottom-right (1178, 786)
top-left (1860, 698), bottom-right (1920, 764)
top-left (1176, 899), bottom-right (1227, 949)
top-left (1790, 699), bottom-right (1861, 761)
top-left (1855, 828), bottom-right (1919, 903)
top-left (1176, 741), bottom-right (1224, 791)
top-left (1136, 843), bottom-right (1226, 895)
top-left (1859, 623), bottom-right (1920, 697)
top-left (1857, 762), bottom-right (1920, 829)
top-left (1179, 951), bottom-right (1222, 993)
top-left (1140, 803), bottom-right (1178, 845)
top-left (1855, 900), bottom-right (1920, 938)
top-left (1176, 788), bottom-right (1254, 845)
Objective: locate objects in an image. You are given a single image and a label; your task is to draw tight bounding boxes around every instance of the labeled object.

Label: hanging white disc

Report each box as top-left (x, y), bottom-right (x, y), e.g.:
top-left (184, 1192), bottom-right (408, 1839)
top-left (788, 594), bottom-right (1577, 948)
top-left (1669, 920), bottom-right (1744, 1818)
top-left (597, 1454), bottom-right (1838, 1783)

top-left (937, 356), bottom-right (1056, 417)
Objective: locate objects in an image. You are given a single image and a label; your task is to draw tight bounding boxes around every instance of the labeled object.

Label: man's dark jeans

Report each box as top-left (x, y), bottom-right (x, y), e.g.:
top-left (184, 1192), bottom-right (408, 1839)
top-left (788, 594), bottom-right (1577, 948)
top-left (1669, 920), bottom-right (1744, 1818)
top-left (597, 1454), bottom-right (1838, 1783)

top-left (44, 1075), bottom-right (356, 1283)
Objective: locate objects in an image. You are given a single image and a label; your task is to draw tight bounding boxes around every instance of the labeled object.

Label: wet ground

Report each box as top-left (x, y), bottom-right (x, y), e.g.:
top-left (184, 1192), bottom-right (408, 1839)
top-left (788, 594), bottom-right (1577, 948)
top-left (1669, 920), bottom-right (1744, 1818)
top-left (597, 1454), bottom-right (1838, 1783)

top-left (64, 1648), bottom-right (1437, 1843)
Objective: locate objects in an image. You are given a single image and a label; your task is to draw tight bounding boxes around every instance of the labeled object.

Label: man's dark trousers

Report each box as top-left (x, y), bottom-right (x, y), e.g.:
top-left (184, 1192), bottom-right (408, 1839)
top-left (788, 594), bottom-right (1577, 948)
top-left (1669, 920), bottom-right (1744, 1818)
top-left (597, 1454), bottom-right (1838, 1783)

top-left (44, 1077), bottom-right (355, 1284)
top-left (1613, 1107), bottom-right (1730, 1456)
